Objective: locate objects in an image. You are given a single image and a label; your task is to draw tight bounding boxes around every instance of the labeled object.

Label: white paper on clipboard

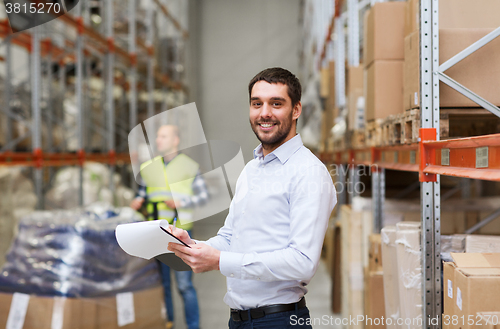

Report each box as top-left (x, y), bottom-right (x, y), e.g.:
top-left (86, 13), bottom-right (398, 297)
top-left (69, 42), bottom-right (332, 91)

top-left (115, 219), bottom-right (189, 260)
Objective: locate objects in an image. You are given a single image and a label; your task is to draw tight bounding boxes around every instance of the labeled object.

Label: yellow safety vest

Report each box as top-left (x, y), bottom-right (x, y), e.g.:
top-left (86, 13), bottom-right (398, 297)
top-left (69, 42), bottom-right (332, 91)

top-left (140, 154), bottom-right (199, 230)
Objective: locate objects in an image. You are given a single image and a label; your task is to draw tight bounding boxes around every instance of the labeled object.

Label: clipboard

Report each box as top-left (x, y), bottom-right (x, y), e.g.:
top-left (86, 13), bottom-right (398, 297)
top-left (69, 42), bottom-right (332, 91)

top-left (115, 219), bottom-right (193, 271)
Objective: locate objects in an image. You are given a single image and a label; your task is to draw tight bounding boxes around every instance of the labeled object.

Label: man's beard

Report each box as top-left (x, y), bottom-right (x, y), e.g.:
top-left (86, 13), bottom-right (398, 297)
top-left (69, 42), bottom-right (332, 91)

top-left (250, 111), bottom-right (293, 151)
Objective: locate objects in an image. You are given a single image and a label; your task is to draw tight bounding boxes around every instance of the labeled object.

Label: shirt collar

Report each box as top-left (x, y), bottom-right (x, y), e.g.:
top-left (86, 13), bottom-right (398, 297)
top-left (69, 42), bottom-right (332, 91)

top-left (253, 134), bottom-right (303, 164)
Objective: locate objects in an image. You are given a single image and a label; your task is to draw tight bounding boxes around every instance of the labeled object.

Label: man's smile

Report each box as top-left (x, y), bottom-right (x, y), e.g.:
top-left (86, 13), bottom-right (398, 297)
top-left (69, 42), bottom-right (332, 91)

top-left (258, 122), bottom-right (278, 131)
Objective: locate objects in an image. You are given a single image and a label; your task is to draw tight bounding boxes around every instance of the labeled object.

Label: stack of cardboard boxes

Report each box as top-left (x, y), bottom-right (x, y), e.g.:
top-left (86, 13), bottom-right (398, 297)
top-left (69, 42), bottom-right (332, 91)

top-left (404, 0), bottom-right (500, 111)
top-left (320, 62), bottom-right (338, 152)
top-left (347, 66), bottom-right (364, 131)
top-left (363, 2), bottom-right (405, 122)
top-left (342, 0), bottom-right (500, 144)
top-left (0, 287), bottom-right (165, 329)
top-left (443, 253), bottom-right (500, 329)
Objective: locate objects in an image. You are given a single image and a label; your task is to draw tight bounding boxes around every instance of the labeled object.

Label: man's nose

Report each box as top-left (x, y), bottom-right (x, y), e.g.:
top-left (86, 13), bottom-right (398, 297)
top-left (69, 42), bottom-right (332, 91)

top-left (260, 103), bottom-right (272, 117)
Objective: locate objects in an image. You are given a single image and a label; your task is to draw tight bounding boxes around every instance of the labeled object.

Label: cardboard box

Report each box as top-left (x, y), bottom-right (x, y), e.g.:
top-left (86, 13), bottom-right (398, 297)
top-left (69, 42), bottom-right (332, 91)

top-left (364, 270), bottom-right (386, 329)
top-left (443, 262), bottom-right (457, 318)
top-left (465, 235), bottom-right (500, 253)
top-left (381, 226), bottom-right (400, 329)
top-left (348, 90), bottom-right (365, 131)
top-left (324, 218), bottom-right (335, 275)
top-left (328, 61), bottom-right (336, 110)
top-left (0, 287), bottom-right (165, 329)
top-left (347, 65), bottom-right (364, 97)
top-left (364, 2), bottom-right (406, 68)
top-left (365, 60), bottom-right (404, 121)
top-left (404, 28), bottom-right (500, 110)
top-left (451, 253), bottom-right (500, 329)
top-left (320, 105), bottom-right (338, 152)
top-left (368, 234), bottom-right (383, 272)
top-left (341, 205), bottom-right (372, 329)
top-left (320, 67), bottom-right (330, 98)
top-left (405, 0), bottom-right (500, 36)
top-left (347, 66), bottom-right (365, 130)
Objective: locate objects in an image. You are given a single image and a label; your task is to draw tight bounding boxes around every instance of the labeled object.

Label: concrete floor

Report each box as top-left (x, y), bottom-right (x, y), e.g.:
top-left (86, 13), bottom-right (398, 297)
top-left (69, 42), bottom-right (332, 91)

top-left (167, 211), bottom-right (341, 329)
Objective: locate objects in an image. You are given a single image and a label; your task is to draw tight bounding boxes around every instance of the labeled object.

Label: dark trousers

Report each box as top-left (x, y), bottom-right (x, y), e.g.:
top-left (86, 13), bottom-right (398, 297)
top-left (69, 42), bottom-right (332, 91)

top-left (228, 306), bottom-right (313, 329)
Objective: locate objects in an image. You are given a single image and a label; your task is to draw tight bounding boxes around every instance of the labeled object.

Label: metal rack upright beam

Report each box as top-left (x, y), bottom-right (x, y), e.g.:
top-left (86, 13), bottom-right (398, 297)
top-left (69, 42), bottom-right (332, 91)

top-left (106, 0), bottom-right (116, 194)
top-left (76, 1), bottom-right (84, 206)
top-left (31, 26), bottom-right (42, 209)
top-left (129, 0), bottom-right (138, 191)
top-left (420, 0), bottom-right (441, 327)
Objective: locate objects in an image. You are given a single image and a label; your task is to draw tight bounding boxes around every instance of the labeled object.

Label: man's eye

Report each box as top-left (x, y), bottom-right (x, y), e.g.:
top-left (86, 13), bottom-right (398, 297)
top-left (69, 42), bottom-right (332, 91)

top-left (273, 102), bottom-right (282, 107)
top-left (252, 102), bottom-right (261, 107)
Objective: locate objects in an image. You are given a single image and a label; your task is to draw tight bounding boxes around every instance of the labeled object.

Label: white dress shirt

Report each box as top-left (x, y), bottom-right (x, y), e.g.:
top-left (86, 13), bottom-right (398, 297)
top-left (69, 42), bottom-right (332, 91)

top-left (200, 134), bottom-right (336, 310)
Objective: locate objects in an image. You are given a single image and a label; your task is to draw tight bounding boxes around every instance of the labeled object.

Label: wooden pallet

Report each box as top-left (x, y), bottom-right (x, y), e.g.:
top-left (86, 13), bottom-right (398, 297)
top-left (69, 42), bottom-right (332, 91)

top-left (349, 108), bottom-right (500, 148)
top-left (365, 119), bottom-right (384, 147)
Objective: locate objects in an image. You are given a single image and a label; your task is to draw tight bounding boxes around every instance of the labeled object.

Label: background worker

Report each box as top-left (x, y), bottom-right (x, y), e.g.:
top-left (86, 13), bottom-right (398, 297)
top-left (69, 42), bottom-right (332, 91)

top-left (167, 68), bottom-right (337, 328)
top-left (130, 124), bottom-right (208, 329)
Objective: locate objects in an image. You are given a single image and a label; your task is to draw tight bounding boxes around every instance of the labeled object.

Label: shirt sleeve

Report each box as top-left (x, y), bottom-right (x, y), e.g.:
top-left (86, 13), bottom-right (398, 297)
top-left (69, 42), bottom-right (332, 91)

top-left (195, 196), bottom-right (235, 252)
top-left (218, 165), bottom-right (337, 282)
top-left (178, 170), bottom-right (210, 209)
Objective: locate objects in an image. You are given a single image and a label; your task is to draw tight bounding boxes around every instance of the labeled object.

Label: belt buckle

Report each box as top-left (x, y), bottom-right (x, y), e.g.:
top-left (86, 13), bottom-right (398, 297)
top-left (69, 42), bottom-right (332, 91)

top-left (251, 309), bottom-right (265, 319)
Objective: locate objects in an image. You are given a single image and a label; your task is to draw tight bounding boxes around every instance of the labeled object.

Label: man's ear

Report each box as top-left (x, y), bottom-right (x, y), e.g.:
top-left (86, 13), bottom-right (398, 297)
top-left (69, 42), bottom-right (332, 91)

top-left (293, 101), bottom-right (302, 121)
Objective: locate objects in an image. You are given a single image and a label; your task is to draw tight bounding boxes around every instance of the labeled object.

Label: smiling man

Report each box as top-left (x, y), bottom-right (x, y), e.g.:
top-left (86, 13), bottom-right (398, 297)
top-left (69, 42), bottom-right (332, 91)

top-left (167, 67), bottom-right (337, 328)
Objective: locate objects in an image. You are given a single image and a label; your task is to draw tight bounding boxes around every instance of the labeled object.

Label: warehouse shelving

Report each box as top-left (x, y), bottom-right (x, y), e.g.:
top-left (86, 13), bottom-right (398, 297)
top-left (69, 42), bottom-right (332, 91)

top-left (0, 0), bottom-right (188, 208)
top-left (316, 0), bottom-right (500, 328)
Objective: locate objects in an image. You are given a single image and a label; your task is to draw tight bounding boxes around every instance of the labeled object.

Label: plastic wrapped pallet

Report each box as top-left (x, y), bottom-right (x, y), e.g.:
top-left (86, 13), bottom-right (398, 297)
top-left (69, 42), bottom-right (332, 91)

top-left (395, 222), bottom-right (422, 329)
top-left (45, 163), bottom-right (134, 210)
top-left (381, 226), bottom-right (400, 329)
top-left (0, 203), bottom-right (160, 297)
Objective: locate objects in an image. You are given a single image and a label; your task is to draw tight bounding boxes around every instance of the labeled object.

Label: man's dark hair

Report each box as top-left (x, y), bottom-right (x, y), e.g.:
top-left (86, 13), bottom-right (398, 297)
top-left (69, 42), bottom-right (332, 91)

top-left (248, 67), bottom-right (302, 108)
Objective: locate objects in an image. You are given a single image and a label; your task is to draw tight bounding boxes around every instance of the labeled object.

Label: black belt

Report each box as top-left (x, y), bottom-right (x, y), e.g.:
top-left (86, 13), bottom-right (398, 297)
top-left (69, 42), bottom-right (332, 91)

top-left (230, 298), bottom-right (306, 322)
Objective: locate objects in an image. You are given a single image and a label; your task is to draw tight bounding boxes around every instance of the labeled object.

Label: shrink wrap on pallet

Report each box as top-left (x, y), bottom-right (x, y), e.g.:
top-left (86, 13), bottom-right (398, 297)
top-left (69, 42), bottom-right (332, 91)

top-left (381, 226), bottom-right (400, 329)
top-left (395, 222), bottom-right (422, 329)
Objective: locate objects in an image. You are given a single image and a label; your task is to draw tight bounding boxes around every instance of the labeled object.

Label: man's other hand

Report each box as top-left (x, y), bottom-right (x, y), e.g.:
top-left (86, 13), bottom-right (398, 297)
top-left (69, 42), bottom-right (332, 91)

top-left (164, 199), bottom-right (177, 209)
top-left (165, 226), bottom-right (194, 245)
top-left (130, 197), bottom-right (144, 210)
top-left (168, 242), bottom-right (220, 273)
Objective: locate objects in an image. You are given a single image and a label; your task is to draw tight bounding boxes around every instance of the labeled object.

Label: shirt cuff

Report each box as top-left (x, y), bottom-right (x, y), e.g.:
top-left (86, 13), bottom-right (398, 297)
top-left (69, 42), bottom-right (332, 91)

top-left (219, 251), bottom-right (244, 279)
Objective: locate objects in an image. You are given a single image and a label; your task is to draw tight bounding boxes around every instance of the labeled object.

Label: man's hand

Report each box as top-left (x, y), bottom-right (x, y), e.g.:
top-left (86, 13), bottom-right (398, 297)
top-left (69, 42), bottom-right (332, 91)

top-left (164, 199), bottom-right (177, 209)
top-left (130, 197), bottom-right (144, 210)
top-left (168, 242), bottom-right (220, 273)
top-left (164, 226), bottom-right (194, 245)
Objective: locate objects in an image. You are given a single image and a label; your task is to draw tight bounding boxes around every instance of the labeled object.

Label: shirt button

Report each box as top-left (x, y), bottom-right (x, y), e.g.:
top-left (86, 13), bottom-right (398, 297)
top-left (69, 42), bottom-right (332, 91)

top-left (228, 288), bottom-right (232, 291)
top-left (257, 278), bottom-right (260, 281)
top-left (230, 273), bottom-right (234, 277)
